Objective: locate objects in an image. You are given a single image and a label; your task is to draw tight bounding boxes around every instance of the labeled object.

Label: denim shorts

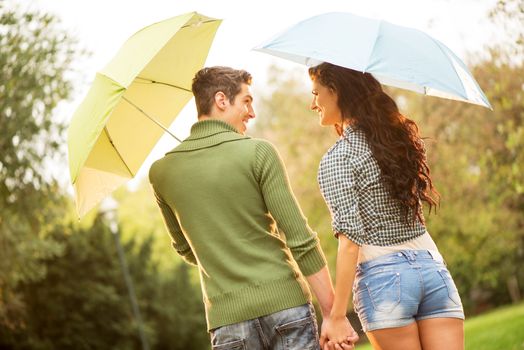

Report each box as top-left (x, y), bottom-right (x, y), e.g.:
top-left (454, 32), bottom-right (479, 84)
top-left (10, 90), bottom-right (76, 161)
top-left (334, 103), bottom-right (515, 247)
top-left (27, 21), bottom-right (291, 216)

top-left (210, 303), bottom-right (320, 350)
top-left (353, 250), bottom-right (464, 332)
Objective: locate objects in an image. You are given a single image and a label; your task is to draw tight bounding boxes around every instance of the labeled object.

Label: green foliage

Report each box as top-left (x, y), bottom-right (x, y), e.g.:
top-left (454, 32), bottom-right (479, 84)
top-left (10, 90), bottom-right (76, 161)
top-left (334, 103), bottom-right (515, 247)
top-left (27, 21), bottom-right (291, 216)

top-left (402, 19), bottom-right (524, 312)
top-left (489, 0), bottom-right (524, 60)
top-left (0, 2), bottom-right (83, 330)
top-left (465, 302), bottom-right (524, 350)
top-left (113, 180), bottom-right (192, 274)
top-left (0, 1), bottom-right (78, 203)
top-left (151, 263), bottom-right (208, 350)
top-left (2, 217), bottom-right (140, 349)
top-left (0, 4), bottom-right (209, 346)
top-left (0, 214), bottom-right (209, 349)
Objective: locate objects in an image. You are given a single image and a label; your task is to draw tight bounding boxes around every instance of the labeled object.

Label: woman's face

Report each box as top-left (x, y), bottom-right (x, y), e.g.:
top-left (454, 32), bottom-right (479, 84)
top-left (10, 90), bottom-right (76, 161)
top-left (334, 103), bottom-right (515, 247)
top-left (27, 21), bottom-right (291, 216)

top-left (310, 79), bottom-right (342, 126)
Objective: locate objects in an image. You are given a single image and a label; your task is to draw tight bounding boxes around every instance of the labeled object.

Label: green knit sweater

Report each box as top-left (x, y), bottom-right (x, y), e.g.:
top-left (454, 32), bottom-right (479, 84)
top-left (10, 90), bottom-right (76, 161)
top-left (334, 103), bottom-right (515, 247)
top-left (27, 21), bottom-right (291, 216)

top-left (149, 119), bottom-right (327, 331)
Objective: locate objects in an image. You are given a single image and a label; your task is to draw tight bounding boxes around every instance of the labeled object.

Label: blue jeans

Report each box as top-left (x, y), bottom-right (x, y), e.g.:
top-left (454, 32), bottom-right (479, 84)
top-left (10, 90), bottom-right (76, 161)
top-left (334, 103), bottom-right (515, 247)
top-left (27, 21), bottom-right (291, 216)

top-left (210, 303), bottom-right (320, 350)
top-left (353, 250), bottom-right (465, 332)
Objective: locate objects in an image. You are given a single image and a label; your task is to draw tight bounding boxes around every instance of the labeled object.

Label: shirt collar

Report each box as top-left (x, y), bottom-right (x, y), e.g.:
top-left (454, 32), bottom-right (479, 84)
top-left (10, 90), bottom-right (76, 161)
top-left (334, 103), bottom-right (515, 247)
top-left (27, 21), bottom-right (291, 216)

top-left (342, 124), bottom-right (356, 137)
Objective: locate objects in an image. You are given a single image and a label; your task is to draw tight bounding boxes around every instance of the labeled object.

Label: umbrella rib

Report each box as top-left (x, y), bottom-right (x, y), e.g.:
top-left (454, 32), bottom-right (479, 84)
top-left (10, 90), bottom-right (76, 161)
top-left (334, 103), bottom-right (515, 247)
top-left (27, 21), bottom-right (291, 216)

top-left (135, 77), bottom-right (192, 92)
top-left (363, 20), bottom-right (383, 73)
top-left (103, 127), bottom-right (134, 177)
top-left (122, 96), bottom-right (182, 143)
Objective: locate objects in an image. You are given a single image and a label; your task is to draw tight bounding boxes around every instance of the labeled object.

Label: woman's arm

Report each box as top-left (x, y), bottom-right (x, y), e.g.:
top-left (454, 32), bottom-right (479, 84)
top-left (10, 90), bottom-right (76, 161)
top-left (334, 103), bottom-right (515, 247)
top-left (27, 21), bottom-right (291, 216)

top-left (321, 235), bottom-right (360, 347)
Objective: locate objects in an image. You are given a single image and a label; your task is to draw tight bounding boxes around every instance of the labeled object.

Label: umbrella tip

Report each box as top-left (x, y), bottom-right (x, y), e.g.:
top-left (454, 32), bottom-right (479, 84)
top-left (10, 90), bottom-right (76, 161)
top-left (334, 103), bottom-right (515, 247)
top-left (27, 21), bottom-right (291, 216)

top-left (188, 12), bottom-right (205, 27)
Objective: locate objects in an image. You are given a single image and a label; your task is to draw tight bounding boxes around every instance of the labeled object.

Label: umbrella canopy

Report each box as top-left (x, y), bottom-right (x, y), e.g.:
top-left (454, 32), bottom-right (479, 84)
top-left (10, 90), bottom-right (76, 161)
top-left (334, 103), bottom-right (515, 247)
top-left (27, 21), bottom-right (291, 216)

top-left (68, 12), bottom-right (221, 217)
top-left (254, 12), bottom-right (491, 109)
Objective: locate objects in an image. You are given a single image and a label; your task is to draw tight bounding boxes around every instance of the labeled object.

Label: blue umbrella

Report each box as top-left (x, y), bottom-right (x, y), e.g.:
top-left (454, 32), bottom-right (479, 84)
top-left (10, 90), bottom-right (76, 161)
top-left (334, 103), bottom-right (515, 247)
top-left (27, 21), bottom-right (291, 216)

top-left (254, 12), bottom-right (491, 109)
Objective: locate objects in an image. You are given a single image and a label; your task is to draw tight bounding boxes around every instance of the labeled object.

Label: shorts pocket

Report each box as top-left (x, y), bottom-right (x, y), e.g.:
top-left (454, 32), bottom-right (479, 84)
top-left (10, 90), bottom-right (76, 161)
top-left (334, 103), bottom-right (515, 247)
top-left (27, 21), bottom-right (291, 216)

top-left (275, 315), bottom-right (318, 350)
top-left (363, 270), bottom-right (401, 312)
top-left (211, 339), bottom-right (245, 350)
top-left (438, 269), bottom-right (461, 305)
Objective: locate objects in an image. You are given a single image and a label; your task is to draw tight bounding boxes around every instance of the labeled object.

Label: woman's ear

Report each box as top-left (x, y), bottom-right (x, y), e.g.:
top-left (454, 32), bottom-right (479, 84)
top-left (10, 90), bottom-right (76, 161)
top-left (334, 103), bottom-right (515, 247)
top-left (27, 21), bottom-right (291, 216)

top-left (214, 91), bottom-right (228, 111)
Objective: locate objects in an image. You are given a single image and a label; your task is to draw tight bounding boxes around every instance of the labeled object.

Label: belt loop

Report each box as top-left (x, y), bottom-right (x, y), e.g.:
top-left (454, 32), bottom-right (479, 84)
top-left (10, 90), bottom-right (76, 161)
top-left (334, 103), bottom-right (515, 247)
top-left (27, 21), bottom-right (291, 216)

top-left (399, 250), bottom-right (410, 261)
top-left (401, 250), bottom-right (416, 261)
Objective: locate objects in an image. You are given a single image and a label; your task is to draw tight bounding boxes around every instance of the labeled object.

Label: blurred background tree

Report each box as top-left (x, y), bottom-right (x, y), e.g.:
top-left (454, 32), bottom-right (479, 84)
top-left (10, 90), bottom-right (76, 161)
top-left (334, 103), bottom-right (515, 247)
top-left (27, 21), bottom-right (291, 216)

top-left (0, 2), bottom-right (208, 348)
top-left (0, 1), bottom-right (79, 330)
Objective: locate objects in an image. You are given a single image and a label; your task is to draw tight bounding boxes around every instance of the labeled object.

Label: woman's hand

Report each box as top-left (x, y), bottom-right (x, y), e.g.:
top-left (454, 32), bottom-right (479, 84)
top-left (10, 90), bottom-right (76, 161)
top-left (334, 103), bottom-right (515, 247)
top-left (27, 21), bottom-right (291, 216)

top-left (320, 316), bottom-right (359, 350)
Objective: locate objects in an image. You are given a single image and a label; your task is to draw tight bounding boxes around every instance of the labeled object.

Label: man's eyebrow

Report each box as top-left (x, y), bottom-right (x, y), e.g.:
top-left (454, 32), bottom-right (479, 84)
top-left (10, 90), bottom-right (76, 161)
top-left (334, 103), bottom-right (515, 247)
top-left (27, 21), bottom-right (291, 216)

top-left (244, 94), bottom-right (254, 102)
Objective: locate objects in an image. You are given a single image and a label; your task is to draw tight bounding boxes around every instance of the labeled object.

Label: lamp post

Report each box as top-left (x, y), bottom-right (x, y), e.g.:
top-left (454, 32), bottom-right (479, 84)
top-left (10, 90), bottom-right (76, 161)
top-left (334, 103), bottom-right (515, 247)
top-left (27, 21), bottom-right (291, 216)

top-left (101, 198), bottom-right (149, 350)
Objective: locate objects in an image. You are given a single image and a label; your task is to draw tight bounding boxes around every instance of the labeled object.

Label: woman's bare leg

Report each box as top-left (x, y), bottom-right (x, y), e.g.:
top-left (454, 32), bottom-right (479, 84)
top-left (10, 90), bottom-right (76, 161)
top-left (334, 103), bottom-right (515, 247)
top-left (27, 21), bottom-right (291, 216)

top-left (417, 318), bottom-right (464, 350)
top-left (366, 322), bottom-right (422, 350)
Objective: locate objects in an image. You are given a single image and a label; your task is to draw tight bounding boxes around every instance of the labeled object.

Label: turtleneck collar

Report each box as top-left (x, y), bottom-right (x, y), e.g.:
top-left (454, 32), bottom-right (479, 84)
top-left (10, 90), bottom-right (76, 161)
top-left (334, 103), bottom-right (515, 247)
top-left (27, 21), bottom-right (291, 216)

top-left (167, 119), bottom-right (250, 153)
top-left (188, 119), bottom-right (239, 138)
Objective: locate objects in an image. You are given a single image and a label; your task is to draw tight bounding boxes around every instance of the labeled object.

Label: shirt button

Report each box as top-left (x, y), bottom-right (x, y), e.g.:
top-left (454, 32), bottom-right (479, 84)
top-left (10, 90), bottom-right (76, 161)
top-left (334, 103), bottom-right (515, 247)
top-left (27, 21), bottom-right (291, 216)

top-left (397, 253), bottom-right (402, 257)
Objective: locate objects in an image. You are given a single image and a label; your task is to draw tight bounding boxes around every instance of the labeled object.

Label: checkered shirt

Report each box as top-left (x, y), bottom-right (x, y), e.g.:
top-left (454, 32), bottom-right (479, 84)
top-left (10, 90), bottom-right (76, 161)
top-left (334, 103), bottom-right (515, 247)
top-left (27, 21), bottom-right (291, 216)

top-left (318, 126), bottom-right (426, 246)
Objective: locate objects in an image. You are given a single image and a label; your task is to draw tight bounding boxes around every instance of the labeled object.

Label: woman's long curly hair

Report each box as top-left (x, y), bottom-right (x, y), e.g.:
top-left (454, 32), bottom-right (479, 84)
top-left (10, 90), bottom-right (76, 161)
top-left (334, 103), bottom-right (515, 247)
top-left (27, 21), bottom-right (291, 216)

top-left (309, 63), bottom-right (439, 224)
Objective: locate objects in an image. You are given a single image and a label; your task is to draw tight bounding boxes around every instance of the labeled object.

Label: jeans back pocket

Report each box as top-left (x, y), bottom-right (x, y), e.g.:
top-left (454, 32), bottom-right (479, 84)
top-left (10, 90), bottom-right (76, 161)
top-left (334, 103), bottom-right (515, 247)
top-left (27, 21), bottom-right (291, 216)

top-left (275, 315), bottom-right (318, 350)
top-left (438, 269), bottom-right (462, 306)
top-left (211, 339), bottom-right (245, 350)
top-left (363, 270), bottom-right (401, 313)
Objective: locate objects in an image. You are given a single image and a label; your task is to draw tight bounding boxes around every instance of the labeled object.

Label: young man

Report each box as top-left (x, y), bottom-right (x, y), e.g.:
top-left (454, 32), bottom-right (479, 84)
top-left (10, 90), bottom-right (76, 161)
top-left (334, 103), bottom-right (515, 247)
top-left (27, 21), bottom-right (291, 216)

top-left (149, 66), bottom-right (354, 349)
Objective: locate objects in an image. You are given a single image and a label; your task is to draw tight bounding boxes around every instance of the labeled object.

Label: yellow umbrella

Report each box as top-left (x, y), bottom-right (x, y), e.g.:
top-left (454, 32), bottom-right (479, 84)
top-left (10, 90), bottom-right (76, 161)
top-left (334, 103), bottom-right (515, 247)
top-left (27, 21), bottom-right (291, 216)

top-left (68, 12), bottom-right (221, 217)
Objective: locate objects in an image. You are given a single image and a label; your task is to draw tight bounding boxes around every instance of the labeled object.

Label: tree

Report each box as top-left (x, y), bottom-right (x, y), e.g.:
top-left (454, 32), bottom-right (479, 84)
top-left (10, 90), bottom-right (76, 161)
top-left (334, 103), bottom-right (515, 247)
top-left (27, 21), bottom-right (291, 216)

top-left (113, 181), bottom-right (210, 349)
top-left (489, 0), bottom-right (524, 62)
top-left (151, 263), bottom-right (208, 350)
top-left (0, 2), bottom-right (83, 329)
top-left (0, 212), bottom-right (209, 349)
top-left (1, 217), bottom-right (140, 349)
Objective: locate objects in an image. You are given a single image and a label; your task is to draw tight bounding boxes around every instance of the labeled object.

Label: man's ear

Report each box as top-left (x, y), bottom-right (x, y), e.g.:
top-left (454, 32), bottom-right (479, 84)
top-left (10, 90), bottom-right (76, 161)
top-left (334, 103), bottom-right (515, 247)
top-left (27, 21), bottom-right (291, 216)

top-left (214, 91), bottom-right (228, 111)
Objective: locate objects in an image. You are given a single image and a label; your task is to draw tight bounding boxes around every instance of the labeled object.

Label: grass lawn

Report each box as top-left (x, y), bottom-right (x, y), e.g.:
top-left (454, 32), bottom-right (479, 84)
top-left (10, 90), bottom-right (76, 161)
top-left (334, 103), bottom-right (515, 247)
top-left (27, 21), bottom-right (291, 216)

top-left (354, 302), bottom-right (524, 350)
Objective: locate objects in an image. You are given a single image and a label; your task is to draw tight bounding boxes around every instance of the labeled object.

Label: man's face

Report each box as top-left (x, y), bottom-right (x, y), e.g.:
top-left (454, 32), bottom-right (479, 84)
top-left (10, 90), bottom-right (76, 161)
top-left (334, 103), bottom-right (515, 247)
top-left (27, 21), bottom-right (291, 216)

top-left (221, 83), bottom-right (255, 134)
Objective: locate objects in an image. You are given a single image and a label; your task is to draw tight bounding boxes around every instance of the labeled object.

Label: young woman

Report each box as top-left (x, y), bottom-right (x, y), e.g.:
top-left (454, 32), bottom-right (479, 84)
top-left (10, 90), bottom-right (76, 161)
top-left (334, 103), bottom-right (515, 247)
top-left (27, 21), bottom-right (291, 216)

top-left (309, 63), bottom-right (465, 350)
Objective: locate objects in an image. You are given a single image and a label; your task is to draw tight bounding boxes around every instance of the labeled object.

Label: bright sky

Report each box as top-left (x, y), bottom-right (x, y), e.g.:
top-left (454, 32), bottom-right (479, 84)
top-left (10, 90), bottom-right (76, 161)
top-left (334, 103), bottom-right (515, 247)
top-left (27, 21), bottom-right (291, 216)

top-left (29, 0), bottom-right (499, 194)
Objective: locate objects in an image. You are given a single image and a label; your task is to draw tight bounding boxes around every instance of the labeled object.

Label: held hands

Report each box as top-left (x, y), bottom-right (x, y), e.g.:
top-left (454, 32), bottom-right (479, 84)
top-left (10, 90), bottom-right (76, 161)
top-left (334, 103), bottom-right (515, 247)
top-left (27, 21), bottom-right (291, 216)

top-left (320, 316), bottom-right (359, 350)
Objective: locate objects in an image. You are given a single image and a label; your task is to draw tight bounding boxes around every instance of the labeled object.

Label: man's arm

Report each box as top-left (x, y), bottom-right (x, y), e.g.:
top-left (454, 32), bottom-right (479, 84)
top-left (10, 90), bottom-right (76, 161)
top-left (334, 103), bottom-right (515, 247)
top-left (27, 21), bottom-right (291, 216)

top-left (305, 266), bottom-right (335, 317)
top-left (255, 141), bottom-right (334, 314)
top-left (255, 141), bottom-right (327, 276)
top-left (152, 190), bottom-right (198, 266)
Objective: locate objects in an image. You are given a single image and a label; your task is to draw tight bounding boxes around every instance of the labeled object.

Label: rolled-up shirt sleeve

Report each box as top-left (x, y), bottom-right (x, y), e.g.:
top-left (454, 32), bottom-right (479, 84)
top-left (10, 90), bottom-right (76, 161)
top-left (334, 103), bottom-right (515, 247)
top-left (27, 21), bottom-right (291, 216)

top-left (318, 152), bottom-right (365, 245)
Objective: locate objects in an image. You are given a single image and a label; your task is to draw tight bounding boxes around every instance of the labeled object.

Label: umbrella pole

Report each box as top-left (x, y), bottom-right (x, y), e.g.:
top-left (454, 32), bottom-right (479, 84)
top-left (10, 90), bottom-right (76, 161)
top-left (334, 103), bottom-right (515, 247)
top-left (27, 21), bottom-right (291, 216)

top-left (123, 97), bottom-right (182, 143)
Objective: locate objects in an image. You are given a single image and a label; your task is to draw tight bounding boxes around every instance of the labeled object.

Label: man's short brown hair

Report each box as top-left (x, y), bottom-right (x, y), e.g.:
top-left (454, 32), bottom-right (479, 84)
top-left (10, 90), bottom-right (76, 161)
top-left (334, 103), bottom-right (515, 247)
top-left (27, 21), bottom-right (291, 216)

top-left (192, 66), bottom-right (252, 117)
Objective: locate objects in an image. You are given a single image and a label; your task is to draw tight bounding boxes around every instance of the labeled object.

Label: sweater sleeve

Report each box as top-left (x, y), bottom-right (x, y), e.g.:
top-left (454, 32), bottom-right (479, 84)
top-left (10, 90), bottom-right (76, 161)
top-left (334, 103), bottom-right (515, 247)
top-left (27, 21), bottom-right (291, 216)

top-left (255, 141), bottom-right (327, 276)
top-left (152, 190), bottom-right (198, 266)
